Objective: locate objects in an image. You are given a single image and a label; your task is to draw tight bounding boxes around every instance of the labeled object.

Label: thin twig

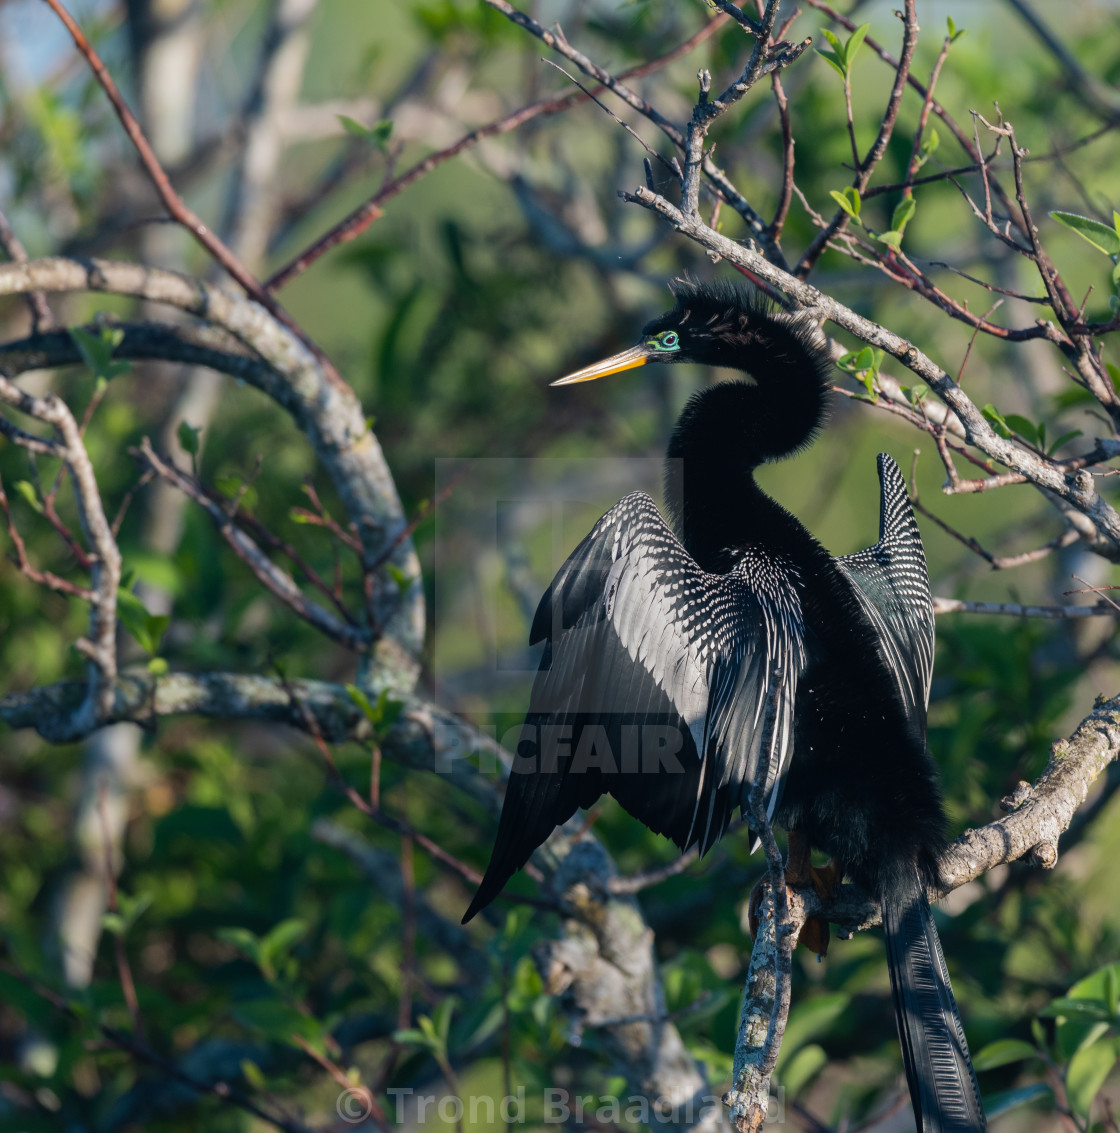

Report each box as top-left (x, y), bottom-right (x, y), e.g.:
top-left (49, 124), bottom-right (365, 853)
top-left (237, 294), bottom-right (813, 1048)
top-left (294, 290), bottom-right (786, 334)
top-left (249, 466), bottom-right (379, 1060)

top-left (265, 12), bottom-right (731, 290)
top-left (132, 439), bottom-right (369, 650)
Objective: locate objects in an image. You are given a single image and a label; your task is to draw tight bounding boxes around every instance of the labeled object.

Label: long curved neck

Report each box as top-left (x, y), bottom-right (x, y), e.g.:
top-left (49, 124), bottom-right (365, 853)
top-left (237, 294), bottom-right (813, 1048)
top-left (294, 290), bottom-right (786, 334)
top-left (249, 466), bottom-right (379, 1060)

top-left (666, 454), bottom-right (793, 572)
top-left (663, 372), bottom-right (827, 572)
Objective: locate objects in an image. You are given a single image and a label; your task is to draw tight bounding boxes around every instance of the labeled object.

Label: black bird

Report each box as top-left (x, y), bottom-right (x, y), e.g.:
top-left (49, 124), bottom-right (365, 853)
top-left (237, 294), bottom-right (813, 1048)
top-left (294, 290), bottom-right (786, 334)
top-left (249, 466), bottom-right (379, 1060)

top-left (463, 281), bottom-right (985, 1132)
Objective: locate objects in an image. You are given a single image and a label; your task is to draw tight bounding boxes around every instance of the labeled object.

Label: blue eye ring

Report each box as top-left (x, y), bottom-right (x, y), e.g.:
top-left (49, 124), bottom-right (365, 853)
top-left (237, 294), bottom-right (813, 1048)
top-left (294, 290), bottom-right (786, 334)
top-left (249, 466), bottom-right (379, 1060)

top-left (649, 331), bottom-right (680, 352)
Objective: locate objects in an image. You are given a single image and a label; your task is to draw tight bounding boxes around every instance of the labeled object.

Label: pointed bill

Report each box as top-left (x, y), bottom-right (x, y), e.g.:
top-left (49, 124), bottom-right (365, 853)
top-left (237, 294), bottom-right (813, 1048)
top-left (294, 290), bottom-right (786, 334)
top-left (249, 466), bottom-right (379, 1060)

top-left (551, 342), bottom-right (652, 386)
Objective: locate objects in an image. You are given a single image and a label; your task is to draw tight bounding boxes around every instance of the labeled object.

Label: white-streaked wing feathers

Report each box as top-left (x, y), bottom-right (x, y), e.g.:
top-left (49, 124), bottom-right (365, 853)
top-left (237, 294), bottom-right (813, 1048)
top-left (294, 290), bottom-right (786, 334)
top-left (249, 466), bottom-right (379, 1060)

top-left (527, 491), bottom-right (806, 856)
top-left (837, 454), bottom-right (935, 731)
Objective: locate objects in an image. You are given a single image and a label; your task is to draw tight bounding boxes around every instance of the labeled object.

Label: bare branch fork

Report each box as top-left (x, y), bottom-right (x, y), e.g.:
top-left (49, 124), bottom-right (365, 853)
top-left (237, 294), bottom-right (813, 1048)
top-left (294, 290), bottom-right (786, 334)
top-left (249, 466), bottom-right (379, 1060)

top-left (681, 0), bottom-right (810, 221)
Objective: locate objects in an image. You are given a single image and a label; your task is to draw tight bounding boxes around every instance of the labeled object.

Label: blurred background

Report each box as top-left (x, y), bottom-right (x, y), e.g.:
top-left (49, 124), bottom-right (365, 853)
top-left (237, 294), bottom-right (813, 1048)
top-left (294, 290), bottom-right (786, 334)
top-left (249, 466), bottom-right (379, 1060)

top-left (2, 0), bottom-right (1120, 1128)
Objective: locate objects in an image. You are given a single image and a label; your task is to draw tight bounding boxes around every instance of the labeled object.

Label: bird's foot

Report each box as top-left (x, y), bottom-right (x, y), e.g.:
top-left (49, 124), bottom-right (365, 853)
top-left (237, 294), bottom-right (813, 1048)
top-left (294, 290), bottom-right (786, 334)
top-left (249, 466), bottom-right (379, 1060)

top-left (791, 858), bottom-right (843, 957)
top-left (746, 832), bottom-right (843, 958)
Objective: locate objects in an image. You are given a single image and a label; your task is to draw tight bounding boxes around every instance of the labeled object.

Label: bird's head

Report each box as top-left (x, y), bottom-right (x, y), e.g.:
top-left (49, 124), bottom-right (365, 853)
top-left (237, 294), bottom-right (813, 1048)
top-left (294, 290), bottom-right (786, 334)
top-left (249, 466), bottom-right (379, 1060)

top-left (550, 306), bottom-right (692, 386)
top-left (551, 279), bottom-right (826, 385)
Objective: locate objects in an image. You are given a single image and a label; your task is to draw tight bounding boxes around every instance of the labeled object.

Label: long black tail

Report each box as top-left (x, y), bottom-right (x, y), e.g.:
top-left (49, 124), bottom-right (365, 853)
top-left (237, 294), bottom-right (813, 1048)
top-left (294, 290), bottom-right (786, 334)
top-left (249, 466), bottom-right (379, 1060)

top-left (881, 875), bottom-right (987, 1132)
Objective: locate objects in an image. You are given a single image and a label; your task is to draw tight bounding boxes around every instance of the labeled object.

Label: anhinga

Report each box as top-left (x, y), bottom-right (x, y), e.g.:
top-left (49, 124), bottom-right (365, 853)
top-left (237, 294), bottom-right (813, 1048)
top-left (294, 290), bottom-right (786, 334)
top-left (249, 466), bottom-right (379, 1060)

top-left (463, 280), bottom-right (986, 1132)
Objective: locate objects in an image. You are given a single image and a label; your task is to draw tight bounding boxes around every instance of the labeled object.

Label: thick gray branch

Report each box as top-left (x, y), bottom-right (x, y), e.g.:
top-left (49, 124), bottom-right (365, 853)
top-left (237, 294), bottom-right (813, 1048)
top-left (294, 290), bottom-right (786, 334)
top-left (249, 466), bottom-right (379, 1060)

top-left (0, 257), bottom-right (423, 679)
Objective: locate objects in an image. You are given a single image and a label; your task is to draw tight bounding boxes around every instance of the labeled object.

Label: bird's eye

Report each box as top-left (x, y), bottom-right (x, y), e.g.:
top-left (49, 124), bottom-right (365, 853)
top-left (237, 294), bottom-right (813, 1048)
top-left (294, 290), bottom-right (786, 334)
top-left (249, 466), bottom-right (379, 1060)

top-left (650, 331), bottom-right (680, 351)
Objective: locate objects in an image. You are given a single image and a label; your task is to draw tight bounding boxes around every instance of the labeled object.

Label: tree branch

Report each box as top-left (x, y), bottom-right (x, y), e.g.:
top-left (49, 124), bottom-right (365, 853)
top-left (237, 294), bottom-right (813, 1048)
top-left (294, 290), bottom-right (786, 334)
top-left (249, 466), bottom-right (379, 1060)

top-left (0, 257), bottom-right (423, 676)
top-left (622, 189), bottom-right (1120, 555)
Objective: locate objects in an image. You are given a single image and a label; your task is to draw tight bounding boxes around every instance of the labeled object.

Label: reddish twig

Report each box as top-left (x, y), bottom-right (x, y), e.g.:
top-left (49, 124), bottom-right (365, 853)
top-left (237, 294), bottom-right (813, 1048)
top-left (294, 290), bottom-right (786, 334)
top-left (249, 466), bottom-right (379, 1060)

top-left (0, 953), bottom-right (312, 1133)
top-left (796, 0), bottom-right (919, 278)
top-left (1066, 574), bottom-right (1120, 614)
top-left (398, 835), bottom-right (416, 1031)
top-left (265, 13), bottom-right (731, 290)
top-left (41, 0), bottom-right (339, 383)
top-left (768, 69), bottom-right (795, 240)
top-left (903, 33), bottom-right (951, 194)
top-left (0, 472), bottom-right (94, 599)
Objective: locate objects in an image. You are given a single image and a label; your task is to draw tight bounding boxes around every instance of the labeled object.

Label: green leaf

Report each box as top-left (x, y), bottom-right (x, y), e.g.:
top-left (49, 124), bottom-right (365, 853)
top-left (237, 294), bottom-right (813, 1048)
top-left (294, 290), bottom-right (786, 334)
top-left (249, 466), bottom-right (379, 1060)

top-left (829, 187), bottom-right (861, 218)
top-left (843, 23), bottom-right (870, 65)
top-left (386, 562), bottom-right (413, 594)
top-left (345, 685), bottom-right (403, 737)
top-left (779, 1043), bottom-right (827, 1095)
top-left (338, 115), bottom-right (393, 152)
top-left (815, 48), bottom-right (847, 79)
top-left (1048, 429), bottom-right (1082, 455)
top-left (431, 996), bottom-right (456, 1044)
top-left (215, 475), bottom-right (258, 512)
top-left (234, 999), bottom-right (323, 1047)
top-left (981, 403), bottom-right (1014, 440)
top-left (819, 27), bottom-right (843, 52)
top-left (240, 1060), bottom-right (267, 1090)
top-left (1111, 259), bottom-right (1120, 291)
top-left (177, 421), bottom-right (201, 456)
top-left (392, 1027), bottom-right (429, 1046)
top-left (258, 918), bottom-right (308, 980)
top-left (837, 349), bottom-right (870, 372)
top-left (217, 925), bottom-right (262, 964)
top-left (117, 891), bottom-right (153, 928)
top-left (1066, 1036), bottom-right (1120, 1119)
top-left (116, 588), bottom-right (170, 655)
top-left (891, 195), bottom-right (917, 233)
top-left (1003, 414), bottom-right (1040, 446)
top-left (985, 1082), bottom-right (1050, 1119)
top-left (946, 15), bottom-right (967, 42)
top-left (876, 230), bottom-right (903, 249)
top-left (101, 911), bottom-right (126, 936)
top-left (1050, 210), bottom-right (1120, 256)
top-left (14, 480), bottom-right (42, 513)
top-left (147, 656), bottom-right (169, 676)
top-left (905, 383), bottom-right (929, 405)
top-left (1043, 995), bottom-right (1112, 1016)
top-left (918, 128), bottom-right (940, 165)
top-left (70, 325), bottom-right (130, 381)
top-left (372, 119), bottom-right (394, 150)
top-left (338, 114), bottom-right (374, 138)
top-left (972, 1039), bottom-right (1039, 1070)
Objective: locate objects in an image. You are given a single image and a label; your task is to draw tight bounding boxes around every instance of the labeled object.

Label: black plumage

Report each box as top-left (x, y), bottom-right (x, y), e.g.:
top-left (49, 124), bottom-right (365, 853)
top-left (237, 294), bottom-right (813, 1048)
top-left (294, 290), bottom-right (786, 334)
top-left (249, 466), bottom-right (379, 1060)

top-left (463, 281), bottom-right (985, 1132)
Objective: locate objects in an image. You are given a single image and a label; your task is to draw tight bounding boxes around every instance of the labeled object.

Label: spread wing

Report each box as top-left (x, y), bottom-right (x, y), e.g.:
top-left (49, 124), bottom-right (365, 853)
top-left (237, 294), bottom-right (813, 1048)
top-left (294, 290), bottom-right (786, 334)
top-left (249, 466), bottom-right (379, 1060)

top-left (837, 454), bottom-right (935, 736)
top-left (464, 492), bottom-right (807, 922)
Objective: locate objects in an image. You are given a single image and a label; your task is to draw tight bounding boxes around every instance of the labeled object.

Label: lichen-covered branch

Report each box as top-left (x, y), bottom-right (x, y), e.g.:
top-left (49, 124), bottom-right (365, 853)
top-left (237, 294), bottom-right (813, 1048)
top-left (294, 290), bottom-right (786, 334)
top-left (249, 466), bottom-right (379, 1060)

top-left (535, 838), bottom-right (725, 1133)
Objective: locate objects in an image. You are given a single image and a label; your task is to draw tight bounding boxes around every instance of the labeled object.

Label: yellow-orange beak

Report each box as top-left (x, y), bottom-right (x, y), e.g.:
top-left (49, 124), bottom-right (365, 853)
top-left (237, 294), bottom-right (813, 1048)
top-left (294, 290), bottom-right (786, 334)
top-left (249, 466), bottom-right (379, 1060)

top-left (551, 343), bottom-right (652, 386)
